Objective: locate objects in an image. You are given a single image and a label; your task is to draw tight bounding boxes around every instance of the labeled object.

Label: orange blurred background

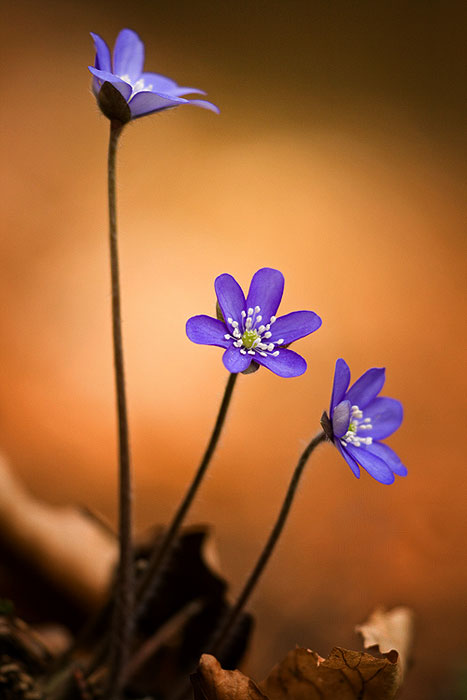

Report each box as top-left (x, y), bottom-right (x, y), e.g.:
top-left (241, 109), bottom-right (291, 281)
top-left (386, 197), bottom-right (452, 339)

top-left (1, 1), bottom-right (466, 697)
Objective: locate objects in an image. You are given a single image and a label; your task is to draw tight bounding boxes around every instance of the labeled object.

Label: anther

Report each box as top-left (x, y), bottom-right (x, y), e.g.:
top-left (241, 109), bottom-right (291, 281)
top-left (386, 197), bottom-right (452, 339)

top-left (240, 349), bottom-right (246, 355)
top-left (272, 351), bottom-right (280, 356)
top-left (241, 310), bottom-right (246, 318)
top-left (264, 331), bottom-right (272, 338)
top-left (248, 350), bottom-right (256, 355)
top-left (247, 308), bottom-right (254, 316)
top-left (254, 306), bottom-right (261, 313)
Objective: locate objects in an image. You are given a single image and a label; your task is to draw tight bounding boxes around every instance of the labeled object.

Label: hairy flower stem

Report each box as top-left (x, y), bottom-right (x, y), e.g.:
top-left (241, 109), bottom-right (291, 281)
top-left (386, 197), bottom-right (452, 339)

top-left (209, 430), bottom-right (327, 658)
top-left (135, 372), bottom-right (238, 617)
top-left (106, 120), bottom-right (134, 700)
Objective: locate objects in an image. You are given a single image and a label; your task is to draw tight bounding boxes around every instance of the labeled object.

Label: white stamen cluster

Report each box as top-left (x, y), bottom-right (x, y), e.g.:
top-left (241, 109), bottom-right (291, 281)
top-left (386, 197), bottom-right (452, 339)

top-left (340, 405), bottom-right (373, 447)
top-left (223, 306), bottom-right (285, 358)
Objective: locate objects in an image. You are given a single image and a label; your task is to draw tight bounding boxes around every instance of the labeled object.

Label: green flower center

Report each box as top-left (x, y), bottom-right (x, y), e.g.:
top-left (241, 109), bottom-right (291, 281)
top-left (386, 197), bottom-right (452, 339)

top-left (223, 306), bottom-right (284, 359)
top-left (241, 329), bottom-right (260, 349)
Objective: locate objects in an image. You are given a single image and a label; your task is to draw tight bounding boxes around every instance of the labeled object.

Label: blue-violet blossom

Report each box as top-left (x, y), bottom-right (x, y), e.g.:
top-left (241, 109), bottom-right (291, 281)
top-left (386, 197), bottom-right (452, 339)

top-left (328, 358), bottom-right (407, 484)
top-left (89, 28), bottom-right (219, 120)
top-left (186, 268), bottom-right (322, 377)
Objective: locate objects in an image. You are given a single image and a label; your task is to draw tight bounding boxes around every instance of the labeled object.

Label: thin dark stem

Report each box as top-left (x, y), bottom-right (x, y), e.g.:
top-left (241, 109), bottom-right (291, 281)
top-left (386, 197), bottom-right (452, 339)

top-left (135, 372), bottom-right (238, 617)
top-left (209, 430), bottom-right (327, 658)
top-left (106, 120), bottom-right (134, 700)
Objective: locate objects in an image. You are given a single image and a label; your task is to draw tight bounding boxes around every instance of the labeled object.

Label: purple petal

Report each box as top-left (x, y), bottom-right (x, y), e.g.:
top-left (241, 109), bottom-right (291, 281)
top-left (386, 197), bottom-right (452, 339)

top-left (254, 348), bottom-right (306, 378)
top-left (268, 310), bottom-right (322, 345)
top-left (140, 71), bottom-right (178, 92)
top-left (90, 32), bottom-right (111, 72)
top-left (335, 441), bottom-right (360, 478)
top-left (345, 444), bottom-right (395, 484)
top-left (186, 315), bottom-right (230, 348)
top-left (332, 400), bottom-right (351, 438)
top-left (346, 367), bottom-right (386, 409)
top-left (214, 274), bottom-right (246, 326)
top-left (364, 442), bottom-right (407, 477)
top-left (141, 74), bottom-right (207, 97)
top-left (113, 29), bottom-right (145, 83)
top-left (330, 358), bottom-right (351, 413)
top-left (88, 67), bottom-right (132, 101)
top-left (186, 99), bottom-right (220, 114)
top-left (128, 91), bottom-right (187, 118)
top-left (364, 397), bottom-right (403, 440)
top-left (222, 347), bottom-right (252, 373)
top-left (246, 268), bottom-right (284, 324)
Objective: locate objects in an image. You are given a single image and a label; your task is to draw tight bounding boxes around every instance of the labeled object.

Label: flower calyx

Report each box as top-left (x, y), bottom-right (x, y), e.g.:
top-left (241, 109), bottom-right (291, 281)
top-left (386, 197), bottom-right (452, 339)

top-left (320, 411), bottom-right (333, 441)
top-left (97, 81), bottom-right (132, 124)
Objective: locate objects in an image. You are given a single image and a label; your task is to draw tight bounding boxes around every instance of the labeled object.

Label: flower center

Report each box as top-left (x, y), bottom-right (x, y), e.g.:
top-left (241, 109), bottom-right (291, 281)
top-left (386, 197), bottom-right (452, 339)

top-left (340, 405), bottom-right (373, 448)
top-left (223, 306), bottom-right (285, 358)
top-left (241, 329), bottom-right (259, 349)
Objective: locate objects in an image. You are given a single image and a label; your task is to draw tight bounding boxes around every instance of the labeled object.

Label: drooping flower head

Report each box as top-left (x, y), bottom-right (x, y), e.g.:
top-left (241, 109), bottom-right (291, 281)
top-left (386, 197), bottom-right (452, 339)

top-left (324, 358), bottom-right (407, 484)
top-left (89, 29), bottom-right (219, 122)
top-left (186, 268), bottom-right (322, 377)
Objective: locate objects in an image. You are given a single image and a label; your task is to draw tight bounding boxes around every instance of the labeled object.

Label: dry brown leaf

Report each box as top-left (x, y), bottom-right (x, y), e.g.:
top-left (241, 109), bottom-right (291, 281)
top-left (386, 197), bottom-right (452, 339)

top-left (0, 454), bottom-right (116, 609)
top-left (355, 606), bottom-right (414, 680)
top-left (192, 646), bottom-right (404, 700)
top-left (260, 646), bottom-right (402, 699)
top-left (192, 654), bottom-right (268, 700)
top-left (192, 604), bottom-right (415, 700)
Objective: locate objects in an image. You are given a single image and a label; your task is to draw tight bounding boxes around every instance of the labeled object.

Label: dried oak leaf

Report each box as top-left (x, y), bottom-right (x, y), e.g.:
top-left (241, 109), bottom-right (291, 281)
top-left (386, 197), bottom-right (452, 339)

top-left (260, 646), bottom-right (402, 699)
top-left (193, 604), bottom-right (415, 700)
top-left (355, 606), bottom-right (414, 681)
top-left (191, 654), bottom-right (268, 700)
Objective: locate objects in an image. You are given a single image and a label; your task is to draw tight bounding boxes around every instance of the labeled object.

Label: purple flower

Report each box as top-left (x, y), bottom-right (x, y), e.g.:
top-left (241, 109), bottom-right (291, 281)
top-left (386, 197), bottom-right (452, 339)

top-left (328, 358), bottom-right (407, 485)
top-left (186, 268), bottom-right (322, 377)
top-left (89, 28), bottom-right (219, 121)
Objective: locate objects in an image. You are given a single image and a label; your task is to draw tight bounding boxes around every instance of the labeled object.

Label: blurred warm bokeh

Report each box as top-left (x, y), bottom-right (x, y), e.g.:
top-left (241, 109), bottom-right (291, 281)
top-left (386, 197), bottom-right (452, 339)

top-left (1, 1), bottom-right (466, 697)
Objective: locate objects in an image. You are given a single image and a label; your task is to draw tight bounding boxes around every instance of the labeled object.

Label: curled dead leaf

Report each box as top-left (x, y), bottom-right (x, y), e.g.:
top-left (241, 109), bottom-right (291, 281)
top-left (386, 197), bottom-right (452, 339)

top-left (191, 654), bottom-right (268, 700)
top-left (260, 647), bottom-right (402, 699)
top-left (193, 648), bottom-right (403, 700)
top-left (355, 606), bottom-right (414, 681)
top-left (192, 606), bottom-right (414, 699)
